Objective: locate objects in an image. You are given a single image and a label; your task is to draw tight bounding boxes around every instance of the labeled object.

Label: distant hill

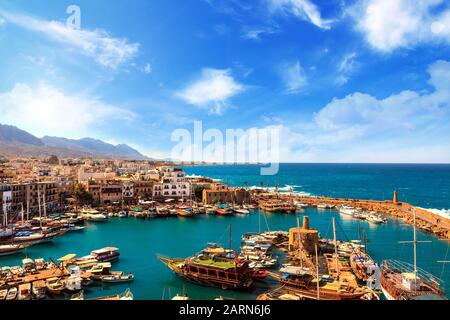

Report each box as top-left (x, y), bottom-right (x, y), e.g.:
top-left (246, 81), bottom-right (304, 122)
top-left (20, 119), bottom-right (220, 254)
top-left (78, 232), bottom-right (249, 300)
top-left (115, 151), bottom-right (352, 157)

top-left (0, 124), bottom-right (149, 160)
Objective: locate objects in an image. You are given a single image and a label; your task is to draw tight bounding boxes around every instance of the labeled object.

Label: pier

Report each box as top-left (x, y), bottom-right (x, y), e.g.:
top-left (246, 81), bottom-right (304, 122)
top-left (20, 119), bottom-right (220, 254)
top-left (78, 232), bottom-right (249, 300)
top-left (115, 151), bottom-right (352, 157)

top-left (256, 192), bottom-right (450, 240)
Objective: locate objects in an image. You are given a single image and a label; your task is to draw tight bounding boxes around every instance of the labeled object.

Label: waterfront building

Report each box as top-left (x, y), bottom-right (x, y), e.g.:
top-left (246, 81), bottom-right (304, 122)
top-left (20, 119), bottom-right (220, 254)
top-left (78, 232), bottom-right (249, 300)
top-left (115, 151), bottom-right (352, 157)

top-left (153, 166), bottom-right (191, 200)
top-left (202, 188), bottom-right (251, 205)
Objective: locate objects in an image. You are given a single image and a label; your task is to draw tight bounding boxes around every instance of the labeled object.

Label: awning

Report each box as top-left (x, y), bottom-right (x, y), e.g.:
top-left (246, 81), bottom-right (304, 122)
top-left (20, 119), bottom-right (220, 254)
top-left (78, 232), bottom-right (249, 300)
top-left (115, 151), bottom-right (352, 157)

top-left (58, 254), bottom-right (77, 262)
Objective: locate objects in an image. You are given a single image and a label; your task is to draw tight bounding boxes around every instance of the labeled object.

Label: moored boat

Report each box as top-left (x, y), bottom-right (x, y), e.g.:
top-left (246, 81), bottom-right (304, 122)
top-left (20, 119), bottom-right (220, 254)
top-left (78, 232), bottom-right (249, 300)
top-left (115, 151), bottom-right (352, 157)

top-left (18, 283), bottom-right (32, 300)
top-left (0, 244), bottom-right (30, 256)
top-left (159, 244), bottom-right (254, 290)
top-left (87, 247), bottom-right (120, 263)
top-left (101, 272), bottom-right (134, 283)
top-left (6, 287), bottom-right (18, 300)
top-left (177, 207), bottom-right (196, 218)
top-left (380, 210), bottom-right (446, 300)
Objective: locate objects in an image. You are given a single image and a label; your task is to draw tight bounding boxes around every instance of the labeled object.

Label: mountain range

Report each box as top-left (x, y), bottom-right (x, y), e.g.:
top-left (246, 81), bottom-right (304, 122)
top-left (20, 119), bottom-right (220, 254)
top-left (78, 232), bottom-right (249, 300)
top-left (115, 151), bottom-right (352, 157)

top-left (0, 124), bottom-right (149, 160)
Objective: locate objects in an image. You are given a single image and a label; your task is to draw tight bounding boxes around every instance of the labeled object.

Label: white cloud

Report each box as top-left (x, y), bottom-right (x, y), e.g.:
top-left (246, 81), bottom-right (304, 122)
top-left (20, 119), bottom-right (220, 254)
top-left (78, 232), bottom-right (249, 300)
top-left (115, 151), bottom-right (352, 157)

top-left (0, 83), bottom-right (135, 138)
top-left (267, 0), bottom-right (333, 30)
top-left (143, 63), bottom-right (152, 75)
top-left (279, 61), bottom-right (308, 94)
top-left (0, 17), bottom-right (5, 27)
top-left (335, 52), bottom-right (358, 86)
top-left (244, 60), bottom-right (450, 163)
top-left (0, 9), bottom-right (139, 69)
top-left (242, 26), bottom-right (278, 41)
top-left (349, 0), bottom-right (450, 52)
top-left (176, 68), bottom-right (245, 115)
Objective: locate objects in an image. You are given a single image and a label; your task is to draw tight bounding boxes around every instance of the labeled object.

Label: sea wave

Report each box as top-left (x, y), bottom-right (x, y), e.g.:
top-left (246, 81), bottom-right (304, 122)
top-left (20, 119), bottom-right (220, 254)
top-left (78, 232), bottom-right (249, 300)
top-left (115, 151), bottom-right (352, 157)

top-left (420, 207), bottom-right (450, 219)
top-left (245, 184), bottom-right (312, 197)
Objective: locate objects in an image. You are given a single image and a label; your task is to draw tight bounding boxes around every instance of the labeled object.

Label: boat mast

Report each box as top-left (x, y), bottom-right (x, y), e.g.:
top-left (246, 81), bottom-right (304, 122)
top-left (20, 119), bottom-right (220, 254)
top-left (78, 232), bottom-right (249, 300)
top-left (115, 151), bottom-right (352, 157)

top-left (26, 199), bottom-right (30, 221)
top-left (315, 244), bottom-right (320, 300)
top-left (413, 209), bottom-right (417, 277)
top-left (228, 224), bottom-right (232, 251)
top-left (37, 185), bottom-right (42, 229)
top-left (296, 216), bottom-right (303, 268)
top-left (43, 186), bottom-right (47, 219)
top-left (332, 217), bottom-right (339, 280)
top-left (21, 203), bottom-right (24, 223)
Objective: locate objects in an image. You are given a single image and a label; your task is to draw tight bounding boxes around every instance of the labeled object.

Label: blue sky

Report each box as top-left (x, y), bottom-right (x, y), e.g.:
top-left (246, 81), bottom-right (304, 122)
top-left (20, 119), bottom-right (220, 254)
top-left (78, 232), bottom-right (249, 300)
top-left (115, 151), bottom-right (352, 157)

top-left (0, 0), bottom-right (450, 162)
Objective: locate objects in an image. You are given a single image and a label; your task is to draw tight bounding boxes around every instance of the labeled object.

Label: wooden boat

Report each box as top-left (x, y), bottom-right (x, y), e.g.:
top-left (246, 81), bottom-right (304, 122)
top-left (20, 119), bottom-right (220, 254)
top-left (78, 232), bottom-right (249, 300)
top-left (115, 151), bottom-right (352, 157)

top-left (101, 272), bottom-right (134, 283)
top-left (32, 280), bottom-right (47, 300)
top-left (349, 250), bottom-right (380, 282)
top-left (259, 200), bottom-right (296, 213)
top-left (6, 287), bottom-right (18, 300)
top-left (159, 244), bottom-right (254, 290)
top-left (45, 277), bottom-right (66, 296)
top-left (68, 226), bottom-right (86, 232)
top-left (277, 271), bottom-right (370, 300)
top-left (0, 289), bottom-right (8, 300)
top-left (18, 283), bottom-right (32, 300)
top-left (172, 293), bottom-right (189, 300)
top-left (177, 207), bottom-right (196, 217)
top-left (89, 289), bottom-right (134, 301)
top-left (234, 208), bottom-right (250, 215)
top-left (216, 205), bottom-right (233, 216)
top-left (380, 210), bottom-right (446, 300)
top-left (0, 244), bottom-right (29, 256)
top-left (205, 206), bottom-right (217, 215)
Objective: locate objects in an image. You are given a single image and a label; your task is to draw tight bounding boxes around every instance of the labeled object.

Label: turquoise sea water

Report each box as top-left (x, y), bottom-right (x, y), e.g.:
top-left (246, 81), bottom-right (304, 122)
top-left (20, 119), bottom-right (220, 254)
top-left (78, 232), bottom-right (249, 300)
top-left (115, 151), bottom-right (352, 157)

top-left (183, 164), bottom-right (450, 210)
top-left (0, 164), bottom-right (449, 300)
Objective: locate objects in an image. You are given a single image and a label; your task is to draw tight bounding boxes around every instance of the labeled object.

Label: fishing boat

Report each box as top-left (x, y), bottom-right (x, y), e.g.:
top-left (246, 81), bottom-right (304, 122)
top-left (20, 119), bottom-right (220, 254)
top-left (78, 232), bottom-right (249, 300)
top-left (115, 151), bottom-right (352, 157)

top-left (0, 289), bottom-right (8, 300)
top-left (234, 207), bottom-right (250, 215)
top-left (172, 293), bottom-right (189, 300)
top-left (46, 277), bottom-right (66, 296)
top-left (6, 287), bottom-right (18, 300)
top-left (205, 206), bottom-right (217, 215)
top-left (101, 272), bottom-right (135, 283)
top-left (350, 250), bottom-right (381, 285)
top-left (177, 207), bottom-right (196, 218)
top-left (68, 225), bottom-right (86, 232)
top-left (0, 244), bottom-right (29, 256)
top-left (89, 289), bottom-right (134, 301)
top-left (159, 238), bottom-right (254, 291)
top-left (118, 211), bottom-right (128, 218)
top-left (32, 280), bottom-right (47, 300)
top-left (18, 283), bottom-right (32, 300)
top-left (215, 204), bottom-right (233, 216)
top-left (380, 210), bottom-right (446, 300)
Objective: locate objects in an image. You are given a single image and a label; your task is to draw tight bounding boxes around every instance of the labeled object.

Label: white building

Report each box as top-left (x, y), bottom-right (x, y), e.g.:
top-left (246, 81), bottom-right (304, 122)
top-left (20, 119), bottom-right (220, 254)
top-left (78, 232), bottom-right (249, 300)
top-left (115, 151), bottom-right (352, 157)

top-left (153, 167), bottom-right (191, 199)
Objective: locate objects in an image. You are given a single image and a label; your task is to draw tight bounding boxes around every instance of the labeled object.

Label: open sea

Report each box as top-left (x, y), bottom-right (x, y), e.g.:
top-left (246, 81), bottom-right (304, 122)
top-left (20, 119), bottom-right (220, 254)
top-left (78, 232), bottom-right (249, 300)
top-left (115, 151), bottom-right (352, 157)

top-left (1, 164), bottom-right (449, 300)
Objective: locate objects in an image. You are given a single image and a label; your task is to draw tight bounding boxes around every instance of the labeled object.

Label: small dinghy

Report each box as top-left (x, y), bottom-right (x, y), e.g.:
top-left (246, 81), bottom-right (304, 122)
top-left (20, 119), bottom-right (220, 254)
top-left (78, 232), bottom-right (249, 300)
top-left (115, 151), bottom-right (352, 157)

top-left (101, 272), bottom-right (135, 283)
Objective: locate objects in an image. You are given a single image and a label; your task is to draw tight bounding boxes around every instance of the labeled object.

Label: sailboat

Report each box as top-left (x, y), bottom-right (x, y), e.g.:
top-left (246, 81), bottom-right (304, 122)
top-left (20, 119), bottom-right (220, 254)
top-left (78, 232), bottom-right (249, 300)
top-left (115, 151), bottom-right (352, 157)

top-left (380, 209), bottom-right (447, 300)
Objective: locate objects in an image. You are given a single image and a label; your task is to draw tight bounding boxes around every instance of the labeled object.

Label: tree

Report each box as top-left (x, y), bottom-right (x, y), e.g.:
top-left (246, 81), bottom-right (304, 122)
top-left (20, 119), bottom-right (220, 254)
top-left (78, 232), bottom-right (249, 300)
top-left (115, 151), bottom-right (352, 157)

top-left (48, 155), bottom-right (60, 165)
top-left (194, 186), bottom-right (205, 201)
top-left (73, 184), bottom-right (94, 206)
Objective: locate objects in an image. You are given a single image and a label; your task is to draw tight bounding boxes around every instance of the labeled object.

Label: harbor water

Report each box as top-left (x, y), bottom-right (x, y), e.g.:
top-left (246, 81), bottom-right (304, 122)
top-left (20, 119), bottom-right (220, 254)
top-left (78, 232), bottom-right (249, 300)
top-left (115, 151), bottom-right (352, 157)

top-left (1, 164), bottom-right (449, 300)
